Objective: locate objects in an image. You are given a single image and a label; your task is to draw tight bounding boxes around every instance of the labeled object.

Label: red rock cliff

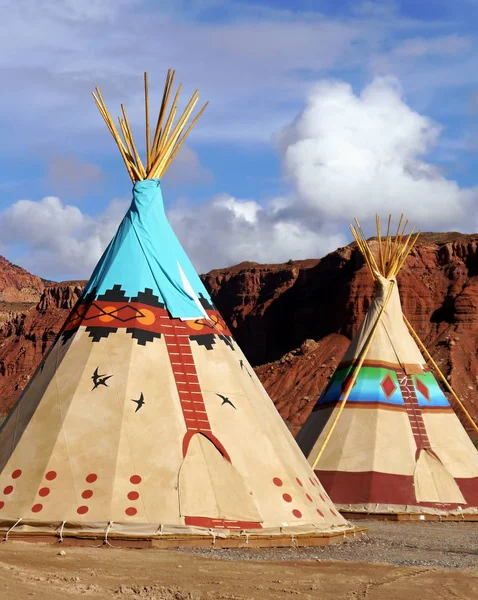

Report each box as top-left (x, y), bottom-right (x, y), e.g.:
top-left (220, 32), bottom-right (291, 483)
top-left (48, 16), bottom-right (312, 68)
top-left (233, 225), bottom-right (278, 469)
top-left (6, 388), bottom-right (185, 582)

top-left (0, 285), bottom-right (83, 412)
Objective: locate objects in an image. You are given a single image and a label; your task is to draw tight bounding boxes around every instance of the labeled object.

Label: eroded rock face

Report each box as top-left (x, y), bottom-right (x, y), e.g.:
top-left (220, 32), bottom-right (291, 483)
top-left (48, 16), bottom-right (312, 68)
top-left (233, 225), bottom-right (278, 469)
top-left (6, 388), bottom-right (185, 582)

top-left (0, 285), bottom-right (83, 412)
top-left (0, 234), bottom-right (476, 439)
top-left (0, 256), bottom-right (47, 304)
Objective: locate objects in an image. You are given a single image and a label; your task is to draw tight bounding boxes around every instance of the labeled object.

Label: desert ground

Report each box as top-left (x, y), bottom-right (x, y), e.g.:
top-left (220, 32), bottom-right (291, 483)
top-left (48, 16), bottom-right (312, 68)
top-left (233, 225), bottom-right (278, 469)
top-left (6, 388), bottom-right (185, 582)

top-left (0, 521), bottom-right (476, 600)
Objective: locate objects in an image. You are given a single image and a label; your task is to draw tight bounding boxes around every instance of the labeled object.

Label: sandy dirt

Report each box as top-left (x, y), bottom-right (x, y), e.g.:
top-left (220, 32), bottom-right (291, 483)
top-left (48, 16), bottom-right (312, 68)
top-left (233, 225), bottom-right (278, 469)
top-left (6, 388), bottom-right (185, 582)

top-left (0, 521), bottom-right (476, 600)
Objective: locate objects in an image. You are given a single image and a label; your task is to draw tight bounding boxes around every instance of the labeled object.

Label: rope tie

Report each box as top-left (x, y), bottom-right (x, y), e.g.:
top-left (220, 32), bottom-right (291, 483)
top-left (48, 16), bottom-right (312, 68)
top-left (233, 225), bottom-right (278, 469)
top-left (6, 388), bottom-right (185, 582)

top-left (104, 521), bottom-right (117, 548)
top-left (239, 530), bottom-right (249, 547)
top-left (290, 533), bottom-right (297, 548)
top-left (4, 518), bottom-right (22, 542)
top-left (208, 529), bottom-right (217, 546)
top-left (58, 521), bottom-right (66, 543)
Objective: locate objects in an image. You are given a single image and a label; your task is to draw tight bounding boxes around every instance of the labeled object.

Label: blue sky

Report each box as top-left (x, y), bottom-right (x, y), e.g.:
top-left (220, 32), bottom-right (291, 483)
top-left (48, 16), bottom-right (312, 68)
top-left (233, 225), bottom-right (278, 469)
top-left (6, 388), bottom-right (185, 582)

top-left (0, 0), bottom-right (477, 280)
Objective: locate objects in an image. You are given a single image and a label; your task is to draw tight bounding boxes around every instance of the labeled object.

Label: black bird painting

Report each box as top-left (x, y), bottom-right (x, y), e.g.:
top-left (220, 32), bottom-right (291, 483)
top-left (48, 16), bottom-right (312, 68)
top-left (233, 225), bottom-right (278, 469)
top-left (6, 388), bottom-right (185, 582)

top-left (91, 367), bottom-right (113, 391)
top-left (131, 393), bottom-right (145, 413)
top-left (216, 393), bottom-right (236, 409)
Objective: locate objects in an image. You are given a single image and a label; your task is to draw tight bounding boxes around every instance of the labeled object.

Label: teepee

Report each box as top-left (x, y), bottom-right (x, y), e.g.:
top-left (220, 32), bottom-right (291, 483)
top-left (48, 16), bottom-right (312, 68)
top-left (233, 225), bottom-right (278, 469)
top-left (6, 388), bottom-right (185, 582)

top-left (297, 216), bottom-right (478, 519)
top-left (0, 71), bottom-right (354, 545)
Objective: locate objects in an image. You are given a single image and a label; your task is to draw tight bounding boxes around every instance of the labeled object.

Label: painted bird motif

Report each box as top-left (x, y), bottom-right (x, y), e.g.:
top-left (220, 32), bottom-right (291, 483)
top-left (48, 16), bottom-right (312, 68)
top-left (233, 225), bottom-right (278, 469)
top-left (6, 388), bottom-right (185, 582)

top-left (131, 393), bottom-right (145, 413)
top-left (216, 393), bottom-right (236, 409)
top-left (91, 367), bottom-right (113, 391)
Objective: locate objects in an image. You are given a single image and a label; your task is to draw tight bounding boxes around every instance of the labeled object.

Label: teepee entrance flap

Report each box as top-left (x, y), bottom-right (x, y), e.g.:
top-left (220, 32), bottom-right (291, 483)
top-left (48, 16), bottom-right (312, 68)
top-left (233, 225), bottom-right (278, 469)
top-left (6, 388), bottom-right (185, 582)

top-left (178, 433), bottom-right (262, 521)
top-left (414, 450), bottom-right (466, 504)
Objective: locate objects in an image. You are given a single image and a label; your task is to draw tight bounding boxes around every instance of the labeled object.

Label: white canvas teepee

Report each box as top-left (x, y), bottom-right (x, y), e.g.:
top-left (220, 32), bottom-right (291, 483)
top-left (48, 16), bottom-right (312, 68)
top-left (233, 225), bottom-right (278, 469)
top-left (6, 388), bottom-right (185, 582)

top-left (298, 216), bottom-right (478, 518)
top-left (0, 72), bottom-right (354, 545)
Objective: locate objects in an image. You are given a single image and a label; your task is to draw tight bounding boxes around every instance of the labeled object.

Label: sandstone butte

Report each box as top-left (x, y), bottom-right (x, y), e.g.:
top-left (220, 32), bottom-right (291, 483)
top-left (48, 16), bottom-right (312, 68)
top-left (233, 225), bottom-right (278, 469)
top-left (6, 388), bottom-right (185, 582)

top-left (0, 233), bottom-right (476, 442)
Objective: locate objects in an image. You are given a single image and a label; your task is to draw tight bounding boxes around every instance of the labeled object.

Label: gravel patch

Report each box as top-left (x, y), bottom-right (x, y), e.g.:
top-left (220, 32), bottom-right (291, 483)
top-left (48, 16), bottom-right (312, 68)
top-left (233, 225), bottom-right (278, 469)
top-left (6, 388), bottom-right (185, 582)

top-left (180, 520), bottom-right (478, 569)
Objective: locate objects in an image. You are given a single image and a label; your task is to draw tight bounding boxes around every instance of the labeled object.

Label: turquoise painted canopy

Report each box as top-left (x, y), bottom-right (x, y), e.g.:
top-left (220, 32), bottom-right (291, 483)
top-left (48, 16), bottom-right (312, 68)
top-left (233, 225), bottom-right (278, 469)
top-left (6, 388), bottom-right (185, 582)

top-left (83, 179), bottom-right (211, 320)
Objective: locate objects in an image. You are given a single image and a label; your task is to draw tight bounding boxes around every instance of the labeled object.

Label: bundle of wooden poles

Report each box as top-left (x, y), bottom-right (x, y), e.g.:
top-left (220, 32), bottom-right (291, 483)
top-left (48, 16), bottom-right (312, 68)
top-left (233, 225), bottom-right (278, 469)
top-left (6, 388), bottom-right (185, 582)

top-left (92, 70), bottom-right (208, 182)
top-left (350, 214), bottom-right (421, 279)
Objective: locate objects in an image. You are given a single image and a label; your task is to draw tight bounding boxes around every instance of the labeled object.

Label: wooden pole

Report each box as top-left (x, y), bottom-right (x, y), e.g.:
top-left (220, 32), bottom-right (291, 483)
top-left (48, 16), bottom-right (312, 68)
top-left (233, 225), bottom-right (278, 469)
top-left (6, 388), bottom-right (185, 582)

top-left (403, 315), bottom-right (478, 435)
top-left (151, 95), bottom-right (199, 178)
top-left (394, 231), bottom-right (421, 276)
top-left (350, 226), bottom-right (376, 278)
top-left (121, 104), bottom-right (146, 179)
top-left (156, 84), bottom-right (182, 156)
top-left (161, 101), bottom-right (209, 176)
top-left (92, 91), bottom-right (137, 182)
top-left (388, 226), bottom-right (413, 277)
top-left (152, 69), bottom-right (174, 159)
top-left (376, 214), bottom-right (384, 274)
top-left (311, 280), bottom-right (396, 469)
top-left (354, 219), bottom-right (380, 274)
top-left (384, 214), bottom-right (392, 270)
top-left (387, 214), bottom-right (404, 277)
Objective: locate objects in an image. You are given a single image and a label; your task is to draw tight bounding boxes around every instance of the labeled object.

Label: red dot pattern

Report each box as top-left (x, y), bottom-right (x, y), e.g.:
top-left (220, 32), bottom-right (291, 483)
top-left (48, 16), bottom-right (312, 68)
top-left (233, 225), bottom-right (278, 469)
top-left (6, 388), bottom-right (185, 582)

top-left (130, 475), bottom-right (142, 485)
top-left (31, 504), bottom-right (43, 513)
top-left (273, 473), bottom-right (336, 523)
top-left (82, 489), bottom-right (93, 499)
top-left (127, 491), bottom-right (139, 501)
top-left (85, 473), bottom-right (97, 484)
top-left (38, 487), bottom-right (50, 497)
top-left (125, 507), bottom-right (137, 516)
top-left (45, 471), bottom-right (57, 481)
top-left (3, 486), bottom-right (13, 495)
top-left (0, 502), bottom-right (4, 510)
top-left (11, 470), bottom-right (22, 479)
top-left (77, 505), bottom-right (89, 515)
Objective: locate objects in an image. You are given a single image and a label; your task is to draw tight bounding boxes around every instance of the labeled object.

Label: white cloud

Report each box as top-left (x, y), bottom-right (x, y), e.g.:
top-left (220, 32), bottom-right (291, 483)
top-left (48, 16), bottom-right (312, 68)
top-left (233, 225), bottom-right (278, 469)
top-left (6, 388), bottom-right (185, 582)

top-left (279, 76), bottom-right (477, 230)
top-left (168, 194), bottom-right (346, 273)
top-left (168, 75), bottom-right (478, 270)
top-left (0, 196), bottom-right (128, 280)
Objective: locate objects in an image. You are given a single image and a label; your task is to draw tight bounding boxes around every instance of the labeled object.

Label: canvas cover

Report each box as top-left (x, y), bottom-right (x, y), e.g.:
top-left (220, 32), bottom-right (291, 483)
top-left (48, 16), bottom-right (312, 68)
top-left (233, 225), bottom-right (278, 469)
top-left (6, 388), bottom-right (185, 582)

top-left (297, 274), bottom-right (478, 515)
top-left (0, 180), bottom-right (351, 539)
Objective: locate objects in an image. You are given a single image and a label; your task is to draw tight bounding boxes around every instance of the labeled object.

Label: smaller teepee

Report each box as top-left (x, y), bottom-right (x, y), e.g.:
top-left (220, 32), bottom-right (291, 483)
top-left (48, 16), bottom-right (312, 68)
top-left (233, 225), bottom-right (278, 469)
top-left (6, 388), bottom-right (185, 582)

top-left (297, 216), bottom-right (478, 518)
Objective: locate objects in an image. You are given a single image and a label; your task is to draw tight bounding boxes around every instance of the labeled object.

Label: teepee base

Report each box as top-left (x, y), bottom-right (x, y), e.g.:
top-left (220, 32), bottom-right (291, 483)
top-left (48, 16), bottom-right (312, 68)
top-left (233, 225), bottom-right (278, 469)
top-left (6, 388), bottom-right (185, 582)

top-left (0, 528), bottom-right (366, 549)
top-left (341, 511), bottom-right (478, 522)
